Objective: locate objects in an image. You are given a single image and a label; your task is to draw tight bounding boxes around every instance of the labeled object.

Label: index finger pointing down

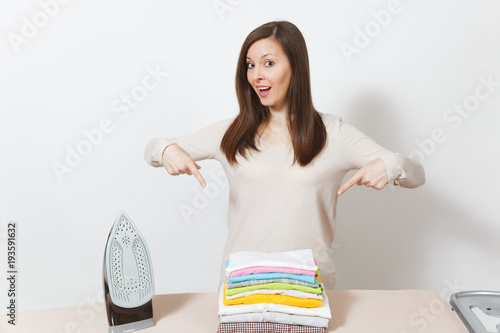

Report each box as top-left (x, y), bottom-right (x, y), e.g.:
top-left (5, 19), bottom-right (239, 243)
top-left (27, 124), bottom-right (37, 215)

top-left (188, 163), bottom-right (206, 188)
top-left (338, 172), bottom-right (362, 196)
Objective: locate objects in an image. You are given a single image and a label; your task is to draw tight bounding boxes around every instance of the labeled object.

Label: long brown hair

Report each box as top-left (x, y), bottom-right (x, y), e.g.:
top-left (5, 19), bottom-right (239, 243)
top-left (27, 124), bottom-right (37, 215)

top-left (221, 21), bottom-right (327, 166)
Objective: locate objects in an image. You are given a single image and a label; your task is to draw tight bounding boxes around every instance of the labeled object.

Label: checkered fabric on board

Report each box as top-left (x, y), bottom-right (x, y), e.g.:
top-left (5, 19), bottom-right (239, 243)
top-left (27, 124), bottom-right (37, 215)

top-left (217, 322), bottom-right (327, 333)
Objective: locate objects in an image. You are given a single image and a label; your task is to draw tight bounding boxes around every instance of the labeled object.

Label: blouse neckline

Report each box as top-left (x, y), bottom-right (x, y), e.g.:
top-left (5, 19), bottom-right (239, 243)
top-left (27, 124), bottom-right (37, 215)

top-left (256, 133), bottom-right (293, 148)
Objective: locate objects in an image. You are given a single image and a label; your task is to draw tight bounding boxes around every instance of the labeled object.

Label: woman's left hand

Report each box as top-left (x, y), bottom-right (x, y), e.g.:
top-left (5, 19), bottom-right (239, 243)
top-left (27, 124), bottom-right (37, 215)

top-left (338, 157), bottom-right (388, 196)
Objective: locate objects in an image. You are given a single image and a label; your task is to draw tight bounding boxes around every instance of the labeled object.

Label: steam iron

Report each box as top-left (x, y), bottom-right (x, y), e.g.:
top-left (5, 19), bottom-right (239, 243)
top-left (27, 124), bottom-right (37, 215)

top-left (103, 210), bottom-right (156, 333)
top-left (450, 291), bottom-right (500, 332)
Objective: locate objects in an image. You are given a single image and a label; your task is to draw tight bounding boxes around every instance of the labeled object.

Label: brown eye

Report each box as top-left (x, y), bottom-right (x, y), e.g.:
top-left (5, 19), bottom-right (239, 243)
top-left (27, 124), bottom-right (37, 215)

top-left (247, 63), bottom-right (255, 69)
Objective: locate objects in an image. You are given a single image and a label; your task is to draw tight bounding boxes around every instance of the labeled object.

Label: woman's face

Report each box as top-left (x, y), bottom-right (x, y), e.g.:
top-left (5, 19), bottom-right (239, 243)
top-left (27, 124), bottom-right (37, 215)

top-left (246, 38), bottom-right (292, 112)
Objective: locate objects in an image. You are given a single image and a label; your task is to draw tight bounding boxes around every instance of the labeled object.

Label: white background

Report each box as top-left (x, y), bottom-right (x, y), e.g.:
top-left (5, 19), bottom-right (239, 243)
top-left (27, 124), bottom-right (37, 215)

top-left (1, 0), bottom-right (499, 314)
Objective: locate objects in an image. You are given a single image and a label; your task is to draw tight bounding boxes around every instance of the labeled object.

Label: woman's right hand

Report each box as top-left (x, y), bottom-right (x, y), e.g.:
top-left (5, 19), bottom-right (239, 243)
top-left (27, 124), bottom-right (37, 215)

top-left (161, 144), bottom-right (206, 188)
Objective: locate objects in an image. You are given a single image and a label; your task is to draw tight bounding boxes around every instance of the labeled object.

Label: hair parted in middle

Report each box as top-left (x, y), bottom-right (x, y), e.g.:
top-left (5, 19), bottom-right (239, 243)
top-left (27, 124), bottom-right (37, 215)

top-left (220, 21), bottom-right (327, 167)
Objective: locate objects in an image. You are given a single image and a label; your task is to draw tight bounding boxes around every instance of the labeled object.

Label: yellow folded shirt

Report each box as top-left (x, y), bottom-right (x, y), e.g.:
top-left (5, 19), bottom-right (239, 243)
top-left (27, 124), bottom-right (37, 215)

top-left (223, 286), bottom-right (322, 308)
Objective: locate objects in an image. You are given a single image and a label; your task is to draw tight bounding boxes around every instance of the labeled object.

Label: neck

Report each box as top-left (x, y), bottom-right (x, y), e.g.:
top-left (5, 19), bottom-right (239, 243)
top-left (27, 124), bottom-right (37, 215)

top-left (268, 105), bottom-right (288, 127)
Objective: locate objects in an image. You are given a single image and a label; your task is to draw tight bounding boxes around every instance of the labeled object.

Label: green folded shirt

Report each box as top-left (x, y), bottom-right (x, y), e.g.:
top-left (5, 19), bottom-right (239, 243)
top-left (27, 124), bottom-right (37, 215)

top-left (225, 281), bottom-right (324, 296)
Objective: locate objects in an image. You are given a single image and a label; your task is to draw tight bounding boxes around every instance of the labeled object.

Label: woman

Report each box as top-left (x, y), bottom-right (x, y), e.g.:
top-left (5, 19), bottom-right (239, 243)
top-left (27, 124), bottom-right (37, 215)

top-left (144, 21), bottom-right (425, 289)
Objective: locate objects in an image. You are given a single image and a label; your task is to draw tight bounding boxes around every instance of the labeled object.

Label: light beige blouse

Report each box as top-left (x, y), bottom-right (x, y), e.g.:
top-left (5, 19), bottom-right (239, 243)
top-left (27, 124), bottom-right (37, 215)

top-left (144, 112), bottom-right (425, 289)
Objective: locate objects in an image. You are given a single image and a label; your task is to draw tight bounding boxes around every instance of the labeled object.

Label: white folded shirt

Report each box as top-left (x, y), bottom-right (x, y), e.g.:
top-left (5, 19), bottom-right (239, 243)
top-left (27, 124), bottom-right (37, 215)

top-left (225, 249), bottom-right (318, 275)
top-left (218, 286), bottom-right (332, 319)
top-left (219, 311), bottom-right (330, 327)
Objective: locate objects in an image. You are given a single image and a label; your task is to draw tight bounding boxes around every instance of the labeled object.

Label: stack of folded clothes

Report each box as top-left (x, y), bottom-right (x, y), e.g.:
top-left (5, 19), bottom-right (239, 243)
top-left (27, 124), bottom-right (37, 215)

top-left (217, 249), bottom-right (331, 333)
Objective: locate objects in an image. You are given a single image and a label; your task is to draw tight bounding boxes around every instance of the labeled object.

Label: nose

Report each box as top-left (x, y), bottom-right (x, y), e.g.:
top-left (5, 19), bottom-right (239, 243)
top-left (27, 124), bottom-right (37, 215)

top-left (251, 66), bottom-right (264, 82)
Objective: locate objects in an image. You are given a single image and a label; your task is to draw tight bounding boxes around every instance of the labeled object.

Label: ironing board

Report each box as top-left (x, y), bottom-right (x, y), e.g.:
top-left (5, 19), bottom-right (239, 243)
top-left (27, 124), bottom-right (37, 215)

top-left (1, 290), bottom-right (467, 332)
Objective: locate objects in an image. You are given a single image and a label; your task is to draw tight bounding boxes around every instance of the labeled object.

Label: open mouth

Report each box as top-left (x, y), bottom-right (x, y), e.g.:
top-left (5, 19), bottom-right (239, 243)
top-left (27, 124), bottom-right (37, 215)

top-left (257, 86), bottom-right (271, 96)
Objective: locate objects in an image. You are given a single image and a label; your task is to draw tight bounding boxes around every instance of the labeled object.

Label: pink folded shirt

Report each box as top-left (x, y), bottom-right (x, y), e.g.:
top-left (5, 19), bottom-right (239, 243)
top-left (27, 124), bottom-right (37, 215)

top-left (230, 266), bottom-right (318, 278)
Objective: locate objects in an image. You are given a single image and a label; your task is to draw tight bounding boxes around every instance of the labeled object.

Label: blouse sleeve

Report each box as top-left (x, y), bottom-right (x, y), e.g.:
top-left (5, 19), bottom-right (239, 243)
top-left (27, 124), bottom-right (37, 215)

top-left (336, 118), bottom-right (425, 189)
top-left (144, 116), bottom-right (236, 167)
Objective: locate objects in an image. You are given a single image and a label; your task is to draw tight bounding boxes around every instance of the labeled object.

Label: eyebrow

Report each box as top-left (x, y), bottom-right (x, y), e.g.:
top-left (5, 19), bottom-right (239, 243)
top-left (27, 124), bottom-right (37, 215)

top-left (246, 53), bottom-right (277, 60)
